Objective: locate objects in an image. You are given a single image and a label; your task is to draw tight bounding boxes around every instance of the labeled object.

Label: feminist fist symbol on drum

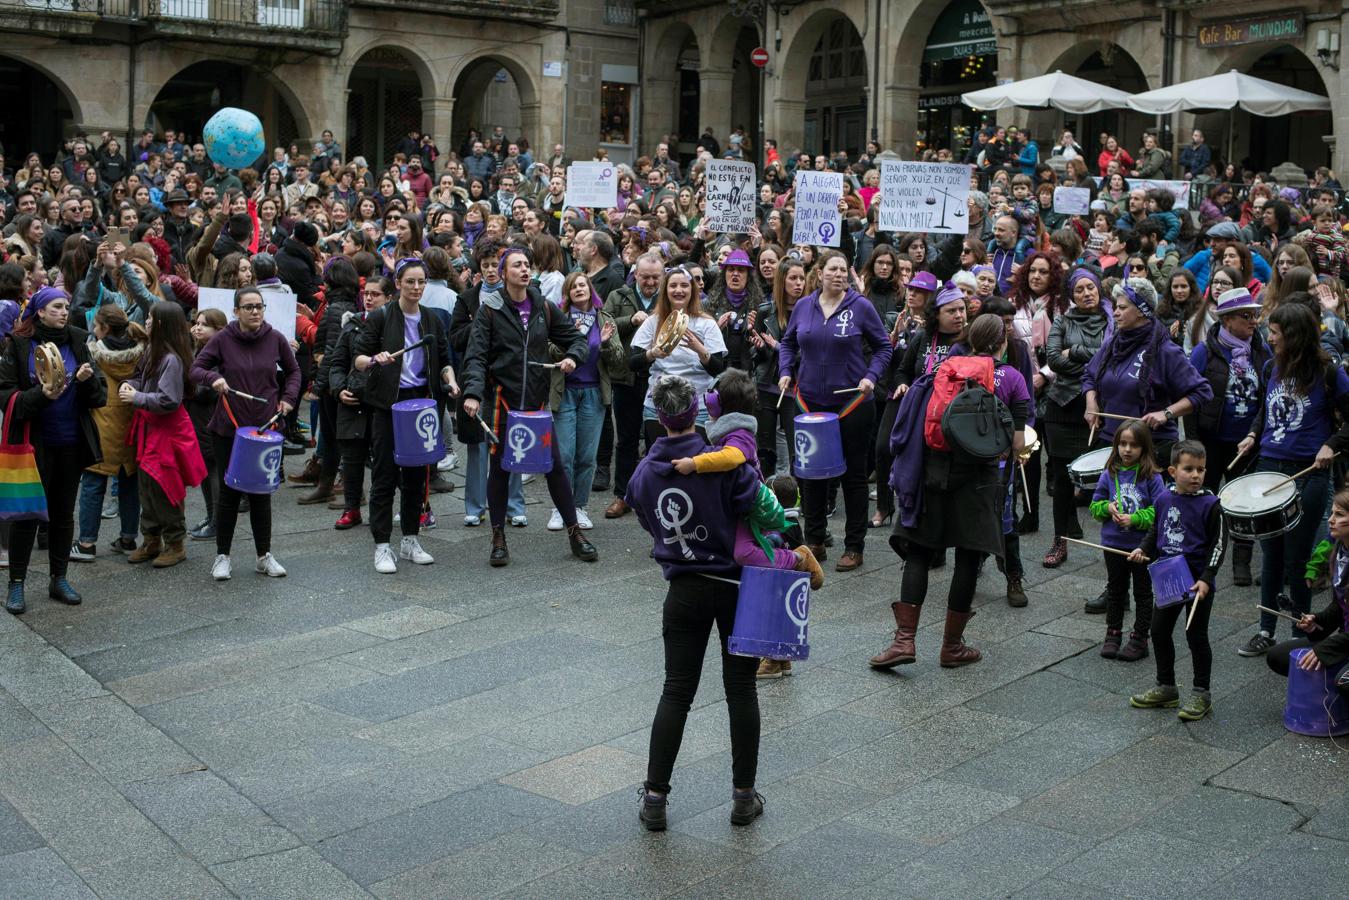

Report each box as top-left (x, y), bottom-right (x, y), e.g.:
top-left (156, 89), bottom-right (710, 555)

top-left (656, 488), bottom-right (708, 560)
top-left (508, 424), bottom-right (536, 464)
top-left (784, 576), bottom-right (810, 643)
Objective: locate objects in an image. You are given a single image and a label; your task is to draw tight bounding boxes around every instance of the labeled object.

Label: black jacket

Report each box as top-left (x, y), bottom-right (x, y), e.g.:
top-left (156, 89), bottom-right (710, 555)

top-left (314, 287), bottom-right (360, 392)
top-left (1192, 322), bottom-right (1273, 436)
top-left (462, 284), bottom-right (587, 415)
top-left (588, 258), bottom-right (627, 305)
top-left (0, 326), bottom-right (107, 468)
top-left (40, 222), bottom-right (96, 269)
top-left (274, 238), bottom-right (320, 309)
top-left (353, 302), bottom-right (452, 410)
top-left (450, 282), bottom-right (490, 443)
top-left (705, 278), bottom-right (765, 372)
top-left (327, 317), bottom-right (372, 440)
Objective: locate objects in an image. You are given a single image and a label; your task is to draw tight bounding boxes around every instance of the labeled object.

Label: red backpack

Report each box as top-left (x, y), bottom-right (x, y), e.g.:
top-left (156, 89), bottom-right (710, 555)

top-left (924, 356), bottom-right (995, 451)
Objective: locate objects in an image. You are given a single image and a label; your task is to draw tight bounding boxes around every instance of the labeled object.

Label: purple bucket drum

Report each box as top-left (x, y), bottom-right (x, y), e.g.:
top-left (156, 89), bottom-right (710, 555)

top-left (223, 427), bottom-right (284, 494)
top-left (792, 412), bottom-right (846, 480)
top-left (1284, 649), bottom-right (1349, 737)
top-left (1148, 555), bottom-right (1194, 609)
top-left (502, 410), bottom-right (554, 474)
top-left (728, 565), bottom-right (811, 661)
top-left (392, 398), bottom-right (443, 466)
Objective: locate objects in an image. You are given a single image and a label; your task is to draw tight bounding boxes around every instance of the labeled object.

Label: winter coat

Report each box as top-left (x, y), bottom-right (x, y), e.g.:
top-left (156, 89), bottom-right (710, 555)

top-left (86, 337), bottom-right (146, 476)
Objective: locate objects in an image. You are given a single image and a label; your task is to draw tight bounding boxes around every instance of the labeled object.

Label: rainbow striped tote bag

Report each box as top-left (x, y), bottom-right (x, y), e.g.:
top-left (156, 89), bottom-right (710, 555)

top-left (0, 393), bottom-right (48, 522)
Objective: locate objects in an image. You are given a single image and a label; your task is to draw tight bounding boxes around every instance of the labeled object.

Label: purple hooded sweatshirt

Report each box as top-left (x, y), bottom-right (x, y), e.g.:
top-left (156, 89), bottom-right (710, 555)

top-left (778, 288), bottom-right (892, 407)
top-left (628, 431), bottom-right (760, 580)
top-left (1081, 327), bottom-right (1212, 442)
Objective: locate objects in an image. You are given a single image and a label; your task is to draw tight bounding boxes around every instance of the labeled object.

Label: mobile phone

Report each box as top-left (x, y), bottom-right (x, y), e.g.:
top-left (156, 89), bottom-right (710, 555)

top-left (105, 227), bottom-right (130, 247)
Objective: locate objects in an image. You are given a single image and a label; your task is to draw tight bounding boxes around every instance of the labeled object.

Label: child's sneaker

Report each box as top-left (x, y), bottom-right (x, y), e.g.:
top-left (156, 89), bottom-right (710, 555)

top-left (1129, 684), bottom-right (1180, 709)
top-left (1116, 632), bottom-right (1150, 662)
top-left (1177, 690), bottom-right (1213, 721)
top-left (1100, 628), bottom-right (1122, 659)
top-left (793, 545), bottom-right (825, 589)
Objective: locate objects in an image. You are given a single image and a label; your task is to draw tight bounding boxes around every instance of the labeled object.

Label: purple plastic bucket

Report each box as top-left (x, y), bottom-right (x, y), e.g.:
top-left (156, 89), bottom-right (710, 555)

top-left (502, 410), bottom-right (554, 474)
top-left (392, 398), bottom-right (444, 466)
top-left (1149, 555), bottom-right (1192, 609)
top-left (792, 412), bottom-right (846, 480)
top-left (1284, 649), bottom-right (1349, 737)
top-left (728, 565), bottom-right (811, 661)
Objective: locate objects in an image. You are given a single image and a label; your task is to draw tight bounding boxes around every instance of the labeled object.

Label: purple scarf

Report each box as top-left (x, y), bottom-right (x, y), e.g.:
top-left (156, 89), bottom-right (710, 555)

top-left (724, 286), bottom-right (747, 309)
top-left (1217, 325), bottom-right (1252, 376)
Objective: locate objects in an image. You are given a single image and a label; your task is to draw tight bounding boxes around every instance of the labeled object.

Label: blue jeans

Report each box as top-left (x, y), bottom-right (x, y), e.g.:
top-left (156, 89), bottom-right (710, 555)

top-left (1256, 457), bottom-right (1330, 637)
top-left (463, 442), bottom-right (524, 519)
top-left (555, 386), bottom-right (603, 508)
top-left (78, 470), bottom-right (139, 544)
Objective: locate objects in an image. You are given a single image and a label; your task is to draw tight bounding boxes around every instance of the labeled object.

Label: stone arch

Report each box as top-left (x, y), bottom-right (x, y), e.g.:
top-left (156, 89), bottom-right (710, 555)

top-left (648, 18), bottom-right (699, 72)
top-left (0, 53), bottom-right (81, 157)
top-left (148, 59), bottom-right (312, 153)
top-left (777, 3), bottom-right (870, 110)
top-left (1033, 40), bottom-right (1152, 162)
top-left (644, 19), bottom-right (701, 156)
top-left (450, 52), bottom-right (543, 151)
top-left (345, 45), bottom-right (440, 167)
top-left (344, 39), bottom-right (438, 100)
top-left (774, 2), bottom-right (871, 158)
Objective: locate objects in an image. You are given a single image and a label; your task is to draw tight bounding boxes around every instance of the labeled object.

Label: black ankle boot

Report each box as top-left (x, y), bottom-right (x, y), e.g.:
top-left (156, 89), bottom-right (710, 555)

top-left (568, 524), bottom-right (598, 562)
top-left (490, 527), bottom-right (510, 567)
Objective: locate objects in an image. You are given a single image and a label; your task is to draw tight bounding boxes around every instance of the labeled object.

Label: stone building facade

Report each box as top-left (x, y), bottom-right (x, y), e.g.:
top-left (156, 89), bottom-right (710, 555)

top-left (638, 0), bottom-right (1349, 176)
top-left (0, 0), bottom-right (641, 165)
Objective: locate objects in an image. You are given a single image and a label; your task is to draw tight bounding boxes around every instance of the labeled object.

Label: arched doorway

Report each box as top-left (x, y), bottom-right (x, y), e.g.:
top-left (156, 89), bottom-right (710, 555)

top-left (916, 0), bottom-right (997, 158)
top-left (1072, 47), bottom-right (1150, 162)
top-left (451, 57), bottom-right (524, 155)
top-left (1223, 46), bottom-right (1330, 172)
top-left (346, 48), bottom-right (428, 168)
top-left (677, 33), bottom-right (702, 160)
top-left (0, 56), bottom-right (76, 160)
top-left (643, 21), bottom-right (698, 161)
top-left (149, 62), bottom-right (303, 158)
top-left (729, 24), bottom-right (762, 160)
top-left (779, 10), bottom-right (870, 160)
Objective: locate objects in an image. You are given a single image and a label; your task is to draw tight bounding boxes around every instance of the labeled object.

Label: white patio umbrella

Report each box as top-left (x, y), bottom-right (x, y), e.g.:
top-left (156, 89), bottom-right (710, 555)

top-left (1126, 70), bottom-right (1331, 165)
top-left (1125, 70), bottom-right (1331, 116)
top-left (961, 71), bottom-right (1134, 114)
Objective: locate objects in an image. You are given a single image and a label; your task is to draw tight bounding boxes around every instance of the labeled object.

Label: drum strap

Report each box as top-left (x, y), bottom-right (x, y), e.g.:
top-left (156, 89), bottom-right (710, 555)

top-left (794, 388), bottom-right (866, 419)
top-left (488, 388), bottom-right (548, 457)
top-left (221, 395), bottom-right (242, 430)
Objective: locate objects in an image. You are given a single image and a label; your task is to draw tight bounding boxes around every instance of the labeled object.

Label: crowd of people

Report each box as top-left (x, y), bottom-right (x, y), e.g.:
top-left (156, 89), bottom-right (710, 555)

top-left (1, 120), bottom-right (1347, 831)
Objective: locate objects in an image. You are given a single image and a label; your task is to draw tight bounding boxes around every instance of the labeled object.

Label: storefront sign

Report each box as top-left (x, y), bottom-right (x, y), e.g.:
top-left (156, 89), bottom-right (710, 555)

top-left (923, 0), bottom-right (996, 62)
top-left (878, 160), bottom-right (971, 235)
top-left (565, 162), bottom-right (617, 209)
top-left (703, 160), bottom-right (756, 233)
top-left (1197, 13), bottom-right (1304, 49)
top-left (792, 171), bottom-right (843, 247)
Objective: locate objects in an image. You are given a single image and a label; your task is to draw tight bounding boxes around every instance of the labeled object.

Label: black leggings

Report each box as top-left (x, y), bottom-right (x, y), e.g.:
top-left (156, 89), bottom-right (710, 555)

top-left (755, 389), bottom-right (796, 478)
top-left (874, 397), bottom-right (901, 518)
top-left (9, 444), bottom-right (79, 582)
top-left (646, 574), bottom-right (760, 794)
top-left (318, 393), bottom-right (340, 478)
top-left (487, 426), bottom-right (575, 530)
top-left (211, 433), bottom-right (272, 557)
top-left (801, 401), bottom-right (875, 554)
top-left (339, 432), bottom-right (371, 512)
top-left (1048, 454), bottom-right (1079, 538)
top-left (1152, 591), bottom-right (1212, 691)
top-left (900, 543), bottom-right (981, 613)
top-left (369, 407), bottom-right (428, 544)
top-left (1104, 552), bottom-right (1154, 634)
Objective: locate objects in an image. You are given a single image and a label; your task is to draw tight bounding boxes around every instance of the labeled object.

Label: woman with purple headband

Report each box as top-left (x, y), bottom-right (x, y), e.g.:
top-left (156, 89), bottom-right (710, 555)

top-left (1, 287), bottom-right (106, 614)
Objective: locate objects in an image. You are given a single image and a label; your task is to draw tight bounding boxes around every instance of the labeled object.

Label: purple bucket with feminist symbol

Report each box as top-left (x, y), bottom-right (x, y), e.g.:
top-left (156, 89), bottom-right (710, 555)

top-left (501, 410), bottom-right (553, 473)
top-left (392, 398), bottom-right (443, 466)
top-left (224, 427), bottom-right (284, 494)
top-left (792, 412), bottom-right (846, 480)
top-left (1284, 650), bottom-right (1349, 737)
top-left (728, 566), bottom-right (811, 661)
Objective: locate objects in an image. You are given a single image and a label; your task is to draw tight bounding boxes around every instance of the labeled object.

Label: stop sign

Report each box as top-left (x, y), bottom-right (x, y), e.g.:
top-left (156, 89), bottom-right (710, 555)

top-left (750, 47), bottom-right (769, 68)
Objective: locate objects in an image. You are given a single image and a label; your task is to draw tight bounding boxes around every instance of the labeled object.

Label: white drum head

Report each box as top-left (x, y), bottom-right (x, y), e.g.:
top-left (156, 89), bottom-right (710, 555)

top-left (1069, 447), bottom-right (1113, 474)
top-left (1220, 472), bottom-right (1296, 513)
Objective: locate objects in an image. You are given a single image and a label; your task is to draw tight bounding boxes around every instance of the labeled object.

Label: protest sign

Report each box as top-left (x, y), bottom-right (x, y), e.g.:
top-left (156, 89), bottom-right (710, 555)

top-left (198, 287), bottom-right (296, 342)
top-left (878, 161), bottom-right (971, 234)
top-left (1053, 186), bottom-right (1091, 215)
top-left (565, 162), bottom-right (617, 209)
top-left (1096, 177), bottom-right (1191, 209)
top-left (703, 160), bottom-right (756, 233)
top-left (791, 170), bottom-right (843, 247)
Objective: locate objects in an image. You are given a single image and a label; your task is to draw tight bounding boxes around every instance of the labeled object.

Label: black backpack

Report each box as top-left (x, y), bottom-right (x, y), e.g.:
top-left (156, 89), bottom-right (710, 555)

top-left (941, 376), bottom-right (1013, 460)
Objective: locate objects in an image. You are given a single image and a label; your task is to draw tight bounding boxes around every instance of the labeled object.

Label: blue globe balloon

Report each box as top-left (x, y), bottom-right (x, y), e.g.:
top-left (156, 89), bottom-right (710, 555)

top-left (203, 107), bottom-right (265, 170)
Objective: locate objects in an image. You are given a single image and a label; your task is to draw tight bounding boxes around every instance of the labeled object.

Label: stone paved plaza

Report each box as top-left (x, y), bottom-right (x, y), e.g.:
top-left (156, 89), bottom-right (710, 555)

top-left (2, 459), bottom-right (1348, 899)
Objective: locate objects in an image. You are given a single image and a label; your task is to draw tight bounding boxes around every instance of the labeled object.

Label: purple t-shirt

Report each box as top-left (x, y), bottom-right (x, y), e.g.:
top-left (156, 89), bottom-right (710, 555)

top-left (566, 309), bottom-right (601, 389)
top-left (1091, 467), bottom-right (1166, 550)
top-left (1259, 364), bottom-right (1349, 461)
top-left (399, 310), bottom-right (426, 388)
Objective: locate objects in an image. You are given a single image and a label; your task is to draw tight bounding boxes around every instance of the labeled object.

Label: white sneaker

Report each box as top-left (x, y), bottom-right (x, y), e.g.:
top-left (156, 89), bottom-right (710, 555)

top-left (0, 546), bottom-right (8, 568)
top-left (510, 514), bottom-right (528, 527)
top-left (547, 508), bottom-right (564, 531)
top-left (393, 512), bottom-right (400, 525)
top-left (521, 473), bottom-right (535, 485)
top-left (399, 536), bottom-right (434, 565)
top-left (438, 450), bottom-right (460, 472)
top-left (212, 554), bottom-right (232, 581)
top-left (463, 514), bottom-right (482, 527)
top-left (576, 509), bottom-right (594, 530)
top-left (374, 543), bottom-right (398, 574)
top-left (255, 553), bottom-right (287, 577)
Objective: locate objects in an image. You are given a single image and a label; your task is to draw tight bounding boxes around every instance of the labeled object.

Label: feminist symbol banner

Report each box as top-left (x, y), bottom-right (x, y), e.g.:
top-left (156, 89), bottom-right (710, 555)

top-left (878, 160), bottom-right (971, 235)
top-left (704, 160), bottom-right (757, 233)
top-left (565, 162), bottom-right (617, 209)
top-left (791, 170), bottom-right (843, 247)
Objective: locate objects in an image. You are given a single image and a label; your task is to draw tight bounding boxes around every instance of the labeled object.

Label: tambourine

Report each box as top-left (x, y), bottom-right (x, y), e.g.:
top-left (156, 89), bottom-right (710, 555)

top-left (34, 342), bottom-right (67, 395)
top-left (654, 309), bottom-right (689, 354)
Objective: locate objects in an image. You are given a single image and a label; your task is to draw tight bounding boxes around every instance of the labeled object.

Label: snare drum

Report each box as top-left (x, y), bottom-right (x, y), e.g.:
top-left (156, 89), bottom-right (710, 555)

top-left (1068, 447), bottom-right (1112, 492)
top-left (1219, 472), bottom-right (1303, 541)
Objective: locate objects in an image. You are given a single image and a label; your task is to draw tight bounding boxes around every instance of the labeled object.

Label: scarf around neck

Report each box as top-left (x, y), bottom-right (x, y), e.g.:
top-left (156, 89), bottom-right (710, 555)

top-left (1216, 325), bottom-right (1253, 375)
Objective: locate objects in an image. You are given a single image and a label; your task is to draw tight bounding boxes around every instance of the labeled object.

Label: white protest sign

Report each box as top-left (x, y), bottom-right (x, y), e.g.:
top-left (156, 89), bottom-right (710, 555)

top-left (878, 161), bottom-right (971, 234)
top-left (791, 170), bottom-right (843, 247)
top-left (1052, 186), bottom-right (1091, 216)
top-left (703, 160), bottom-right (756, 233)
top-left (565, 162), bottom-right (617, 209)
top-left (198, 287), bottom-right (297, 342)
top-left (1096, 177), bottom-right (1191, 209)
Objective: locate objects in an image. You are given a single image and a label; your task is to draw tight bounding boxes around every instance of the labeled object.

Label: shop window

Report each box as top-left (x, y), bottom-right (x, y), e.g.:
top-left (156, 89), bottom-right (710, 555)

top-left (601, 81), bottom-right (632, 144)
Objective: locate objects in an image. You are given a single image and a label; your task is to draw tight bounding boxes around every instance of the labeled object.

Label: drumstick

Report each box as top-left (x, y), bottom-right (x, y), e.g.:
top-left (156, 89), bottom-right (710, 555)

top-left (373, 335), bottom-right (433, 366)
top-left (257, 408), bottom-right (286, 434)
top-left (1088, 422), bottom-right (1098, 446)
top-left (1261, 454), bottom-right (1339, 496)
top-left (1061, 535), bottom-right (1150, 562)
top-left (1256, 604), bottom-right (1307, 625)
top-left (1227, 447), bottom-right (1247, 472)
top-left (1186, 595), bottom-right (1202, 630)
top-left (1095, 412), bottom-right (1140, 422)
top-left (475, 413), bottom-right (500, 445)
top-left (833, 387), bottom-right (862, 394)
top-left (528, 361), bottom-right (561, 369)
top-left (1018, 460), bottom-right (1031, 507)
top-left (776, 385), bottom-right (786, 409)
top-left (227, 387), bottom-right (266, 403)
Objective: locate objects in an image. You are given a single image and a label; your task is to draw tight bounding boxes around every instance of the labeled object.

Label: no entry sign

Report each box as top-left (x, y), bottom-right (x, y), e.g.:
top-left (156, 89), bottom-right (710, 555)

top-left (750, 47), bottom-right (769, 68)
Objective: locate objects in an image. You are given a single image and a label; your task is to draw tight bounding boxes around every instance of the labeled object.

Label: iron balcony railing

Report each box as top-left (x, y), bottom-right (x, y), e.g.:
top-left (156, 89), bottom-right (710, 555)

top-left (2, 0), bottom-right (347, 36)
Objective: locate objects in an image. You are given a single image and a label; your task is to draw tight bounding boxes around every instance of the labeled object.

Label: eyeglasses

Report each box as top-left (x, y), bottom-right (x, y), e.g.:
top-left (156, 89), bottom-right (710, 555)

top-left (1231, 311), bottom-right (1258, 322)
top-left (1129, 264), bottom-right (1147, 271)
top-left (1211, 279), bottom-right (1234, 289)
top-left (238, 303), bottom-right (266, 312)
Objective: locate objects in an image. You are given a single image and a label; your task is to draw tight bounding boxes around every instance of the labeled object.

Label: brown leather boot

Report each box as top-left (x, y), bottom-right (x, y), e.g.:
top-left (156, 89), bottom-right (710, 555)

top-left (127, 536), bottom-right (162, 564)
top-left (152, 541), bottom-right (186, 568)
top-left (869, 601), bottom-right (920, 668)
top-left (288, 455), bottom-right (321, 485)
top-left (939, 609), bottom-right (982, 668)
top-left (297, 476), bottom-right (335, 505)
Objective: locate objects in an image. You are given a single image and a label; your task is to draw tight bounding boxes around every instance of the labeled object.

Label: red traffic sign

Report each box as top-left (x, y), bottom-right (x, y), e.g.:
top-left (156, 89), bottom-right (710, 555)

top-left (750, 47), bottom-right (769, 68)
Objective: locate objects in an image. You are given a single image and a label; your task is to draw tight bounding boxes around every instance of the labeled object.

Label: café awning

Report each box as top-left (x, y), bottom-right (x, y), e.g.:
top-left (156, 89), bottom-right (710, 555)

top-left (1126, 70), bottom-right (1331, 116)
top-left (961, 71), bottom-right (1134, 115)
